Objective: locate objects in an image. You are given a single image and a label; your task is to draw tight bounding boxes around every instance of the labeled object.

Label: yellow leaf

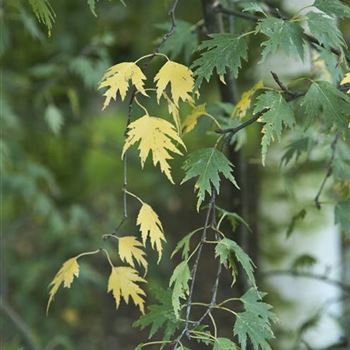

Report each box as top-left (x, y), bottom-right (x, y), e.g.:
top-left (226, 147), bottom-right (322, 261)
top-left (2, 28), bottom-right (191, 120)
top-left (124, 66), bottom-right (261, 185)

top-left (137, 203), bottom-right (165, 262)
top-left (182, 103), bottom-right (207, 134)
top-left (98, 62), bottom-right (147, 110)
top-left (154, 60), bottom-right (194, 107)
top-left (47, 257), bottom-right (80, 312)
top-left (234, 81), bottom-right (264, 118)
top-left (122, 115), bottom-right (186, 183)
top-left (108, 266), bottom-right (146, 314)
top-left (118, 236), bottom-right (148, 271)
top-left (340, 71), bottom-right (350, 94)
top-left (165, 94), bottom-right (181, 134)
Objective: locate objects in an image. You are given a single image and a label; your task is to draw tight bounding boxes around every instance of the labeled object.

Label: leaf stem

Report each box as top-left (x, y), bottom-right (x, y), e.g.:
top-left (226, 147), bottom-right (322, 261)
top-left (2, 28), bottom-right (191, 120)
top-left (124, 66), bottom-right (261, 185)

top-left (102, 249), bottom-right (114, 268)
top-left (134, 52), bottom-right (169, 64)
top-left (134, 95), bottom-right (150, 116)
top-left (123, 189), bottom-right (144, 204)
top-left (76, 249), bottom-right (101, 259)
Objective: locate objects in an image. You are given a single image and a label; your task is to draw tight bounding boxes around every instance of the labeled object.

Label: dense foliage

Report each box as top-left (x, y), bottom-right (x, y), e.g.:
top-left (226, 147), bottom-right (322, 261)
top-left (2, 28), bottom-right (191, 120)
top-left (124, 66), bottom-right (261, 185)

top-left (2, 0), bottom-right (350, 350)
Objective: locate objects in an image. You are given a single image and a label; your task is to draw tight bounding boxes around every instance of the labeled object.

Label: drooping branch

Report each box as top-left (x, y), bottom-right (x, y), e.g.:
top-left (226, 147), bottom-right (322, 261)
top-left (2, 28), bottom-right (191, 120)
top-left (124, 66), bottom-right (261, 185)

top-left (213, 3), bottom-right (350, 64)
top-left (216, 71), bottom-right (304, 136)
top-left (104, 0), bottom-right (181, 238)
top-left (173, 193), bottom-right (217, 346)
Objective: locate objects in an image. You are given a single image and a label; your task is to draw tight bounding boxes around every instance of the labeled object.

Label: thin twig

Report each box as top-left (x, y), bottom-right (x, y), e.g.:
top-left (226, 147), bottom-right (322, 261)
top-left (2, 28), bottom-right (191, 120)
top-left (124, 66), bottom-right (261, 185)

top-left (106, 0), bottom-right (181, 238)
top-left (271, 71), bottom-right (298, 97)
top-left (216, 75), bottom-right (305, 137)
top-left (314, 135), bottom-right (338, 210)
top-left (173, 194), bottom-right (216, 347)
top-left (155, 0), bottom-right (179, 52)
top-left (216, 108), bottom-right (269, 135)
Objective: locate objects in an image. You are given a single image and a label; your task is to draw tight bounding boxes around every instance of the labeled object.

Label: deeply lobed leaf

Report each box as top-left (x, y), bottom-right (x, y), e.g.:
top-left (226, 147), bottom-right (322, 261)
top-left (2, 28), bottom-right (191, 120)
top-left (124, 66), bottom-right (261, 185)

top-left (137, 202), bottom-right (166, 261)
top-left (122, 115), bottom-right (186, 183)
top-left (256, 17), bottom-right (305, 61)
top-left (118, 236), bottom-right (148, 271)
top-left (233, 289), bottom-right (276, 350)
top-left (182, 148), bottom-right (238, 210)
top-left (47, 257), bottom-right (80, 312)
top-left (192, 34), bottom-right (248, 88)
top-left (169, 260), bottom-right (191, 318)
top-left (254, 91), bottom-right (295, 165)
top-left (108, 266), bottom-right (146, 314)
top-left (98, 62), bottom-right (147, 109)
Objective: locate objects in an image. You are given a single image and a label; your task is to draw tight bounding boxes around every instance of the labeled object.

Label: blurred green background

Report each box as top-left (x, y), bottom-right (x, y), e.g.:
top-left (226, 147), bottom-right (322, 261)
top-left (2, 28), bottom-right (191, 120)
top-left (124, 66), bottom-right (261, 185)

top-left (2, 1), bottom-right (350, 349)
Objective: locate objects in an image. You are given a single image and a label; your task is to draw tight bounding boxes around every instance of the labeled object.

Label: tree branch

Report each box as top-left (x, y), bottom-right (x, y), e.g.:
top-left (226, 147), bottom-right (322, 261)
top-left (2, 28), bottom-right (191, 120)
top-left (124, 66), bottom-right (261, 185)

top-left (214, 3), bottom-right (350, 64)
top-left (105, 0), bottom-right (181, 238)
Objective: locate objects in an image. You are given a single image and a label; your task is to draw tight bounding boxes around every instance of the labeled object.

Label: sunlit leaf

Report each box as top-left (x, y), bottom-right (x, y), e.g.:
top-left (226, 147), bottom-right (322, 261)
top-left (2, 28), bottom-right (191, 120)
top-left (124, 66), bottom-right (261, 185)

top-left (108, 266), bottom-right (146, 314)
top-left (98, 62), bottom-right (147, 109)
top-left (155, 60), bottom-right (194, 107)
top-left (47, 257), bottom-right (80, 312)
top-left (122, 115), bottom-right (186, 183)
top-left (137, 202), bottom-right (166, 261)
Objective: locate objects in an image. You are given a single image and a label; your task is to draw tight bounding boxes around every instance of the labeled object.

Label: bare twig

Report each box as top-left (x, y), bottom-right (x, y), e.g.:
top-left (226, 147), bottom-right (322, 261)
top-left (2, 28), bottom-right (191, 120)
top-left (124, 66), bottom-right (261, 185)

top-left (216, 108), bottom-right (269, 136)
top-left (173, 193), bottom-right (217, 347)
top-left (155, 0), bottom-right (179, 52)
top-left (314, 135), bottom-right (338, 210)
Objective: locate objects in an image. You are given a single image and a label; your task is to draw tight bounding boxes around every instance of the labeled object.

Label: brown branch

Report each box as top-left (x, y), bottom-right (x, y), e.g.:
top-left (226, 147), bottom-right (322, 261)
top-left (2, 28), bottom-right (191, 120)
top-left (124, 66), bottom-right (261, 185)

top-left (155, 0), bottom-right (179, 52)
top-left (216, 72), bottom-right (306, 137)
top-left (314, 135), bottom-right (338, 209)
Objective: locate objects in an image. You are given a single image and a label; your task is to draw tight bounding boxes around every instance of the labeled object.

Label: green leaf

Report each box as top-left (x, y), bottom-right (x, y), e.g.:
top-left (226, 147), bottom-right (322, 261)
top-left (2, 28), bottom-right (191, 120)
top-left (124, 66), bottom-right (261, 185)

top-left (307, 12), bottom-right (345, 50)
top-left (281, 137), bottom-right (310, 166)
top-left (317, 48), bottom-right (344, 83)
top-left (216, 206), bottom-right (252, 232)
top-left (133, 287), bottom-right (180, 340)
top-left (215, 238), bottom-right (256, 287)
top-left (28, 0), bottom-right (55, 35)
top-left (286, 209), bottom-right (307, 238)
top-left (256, 17), bottom-right (305, 61)
top-left (157, 20), bottom-right (198, 63)
top-left (302, 80), bottom-right (350, 130)
top-left (44, 104), bottom-right (64, 135)
top-left (334, 140), bottom-right (350, 180)
top-left (313, 0), bottom-right (350, 18)
top-left (233, 289), bottom-right (276, 350)
top-left (171, 229), bottom-right (199, 260)
top-left (291, 254), bottom-right (317, 270)
top-left (213, 338), bottom-right (238, 350)
top-left (192, 34), bottom-right (248, 88)
top-left (169, 261), bottom-right (191, 318)
top-left (182, 148), bottom-right (239, 210)
top-left (253, 92), bottom-right (295, 165)
top-left (241, 2), bottom-right (266, 14)
top-left (335, 200), bottom-right (350, 234)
